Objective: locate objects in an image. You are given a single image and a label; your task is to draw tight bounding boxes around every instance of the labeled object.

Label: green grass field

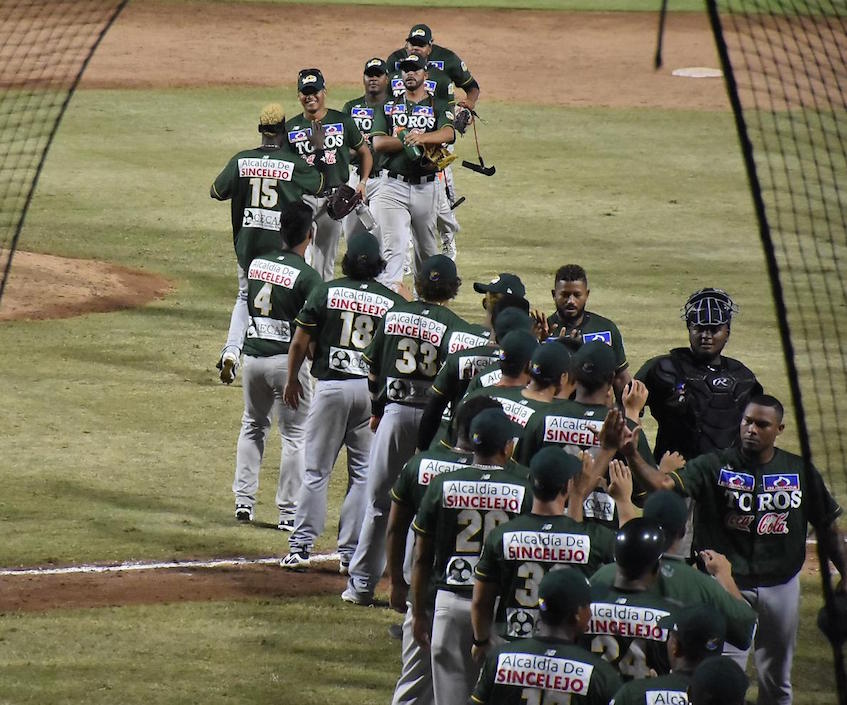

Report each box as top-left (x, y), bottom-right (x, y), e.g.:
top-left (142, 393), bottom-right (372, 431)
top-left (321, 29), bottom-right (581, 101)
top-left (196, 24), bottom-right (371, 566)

top-left (0, 1), bottom-right (841, 703)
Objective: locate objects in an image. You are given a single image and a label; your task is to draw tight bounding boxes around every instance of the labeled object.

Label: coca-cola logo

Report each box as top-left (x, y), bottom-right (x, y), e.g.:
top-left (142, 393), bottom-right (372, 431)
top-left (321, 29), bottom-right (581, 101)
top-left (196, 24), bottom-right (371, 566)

top-left (725, 512), bottom-right (754, 532)
top-left (757, 512), bottom-right (789, 535)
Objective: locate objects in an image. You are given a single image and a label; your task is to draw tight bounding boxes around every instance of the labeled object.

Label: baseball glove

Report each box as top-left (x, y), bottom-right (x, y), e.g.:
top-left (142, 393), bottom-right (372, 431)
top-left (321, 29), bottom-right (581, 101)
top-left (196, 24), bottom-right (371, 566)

top-left (453, 107), bottom-right (473, 135)
top-left (326, 184), bottom-right (362, 220)
top-left (422, 144), bottom-right (457, 171)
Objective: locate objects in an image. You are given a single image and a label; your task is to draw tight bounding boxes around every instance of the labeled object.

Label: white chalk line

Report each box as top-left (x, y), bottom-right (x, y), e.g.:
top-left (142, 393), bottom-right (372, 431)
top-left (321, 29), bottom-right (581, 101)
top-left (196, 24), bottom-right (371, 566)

top-left (0, 552), bottom-right (342, 577)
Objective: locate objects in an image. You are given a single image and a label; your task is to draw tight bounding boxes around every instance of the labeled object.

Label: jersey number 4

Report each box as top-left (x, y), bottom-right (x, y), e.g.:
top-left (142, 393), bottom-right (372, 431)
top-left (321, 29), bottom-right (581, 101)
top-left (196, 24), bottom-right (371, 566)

top-left (254, 283), bottom-right (272, 316)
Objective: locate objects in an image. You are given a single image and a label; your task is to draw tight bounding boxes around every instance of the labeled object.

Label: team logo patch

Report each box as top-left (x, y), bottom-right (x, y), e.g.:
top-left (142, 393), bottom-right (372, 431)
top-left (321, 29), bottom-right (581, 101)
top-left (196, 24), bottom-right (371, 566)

top-left (288, 128), bottom-right (311, 142)
top-left (428, 60), bottom-right (445, 70)
top-left (424, 79), bottom-right (437, 93)
top-left (391, 77), bottom-right (404, 94)
top-left (412, 105), bottom-right (434, 117)
top-left (718, 468), bottom-right (755, 491)
top-left (351, 107), bottom-right (373, 118)
top-left (763, 473), bottom-right (800, 491)
top-left (505, 607), bottom-right (538, 638)
top-left (390, 103), bottom-right (407, 115)
top-left (445, 555), bottom-right (477, 585)
top-left (582, 330), bottom-right (612, 346)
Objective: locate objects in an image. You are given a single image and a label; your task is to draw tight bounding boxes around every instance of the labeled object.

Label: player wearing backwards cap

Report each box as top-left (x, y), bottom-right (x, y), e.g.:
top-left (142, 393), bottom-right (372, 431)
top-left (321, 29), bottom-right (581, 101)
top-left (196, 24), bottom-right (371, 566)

top-left (515, 341), bottom-right (655, 528)
top-left (471, 445), bottom-right (626, 655)
top-left (341, 58), bottom-right (390, 243)
top-left (591, 490), bottom-right (757, 651)
top-left (547, 264), bottom-right (632, 395)
top-left (411, 408), bottom-right (534, 704)
top-left (279, 232), bottom-right (403, 568)
top-left (636, 287), bottom-right (762, 462)
top-left (610, 605), bottom-right (727, 705)
top-left (470, 568), bottom-right (622, 705)
top-left (230, 202), bottom-right (322, 526)
top-left (624, 394), bottom-right (846, 705)
top-left (388, 397), bottom-right (528, 705)
top-left (370, 54), bottom-right (457, 289)
top-left (341, 255), bottom-right (469, 606)
top-left (285, 68), bottom-right (373, 282)
top-left (211, 103), bottom-right (324, 385)
top-left (688, 656), bottom-right (749, 705)
top-left (585, 518), bottom-right (683, 680)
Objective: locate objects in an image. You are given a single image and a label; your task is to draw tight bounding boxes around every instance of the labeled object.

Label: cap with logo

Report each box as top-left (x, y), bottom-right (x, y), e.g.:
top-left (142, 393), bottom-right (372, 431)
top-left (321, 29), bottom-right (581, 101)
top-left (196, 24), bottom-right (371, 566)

top-left (493, 306), bottom-right (533, 341)
top-left (642, 490), bottom-right (688, 541)
top-left (529, 446), bottom-right (582, 490)
top-left (345, 232), bottom-right (381, 267)
top-left (529, 342), bottom-right (571, 382)
top-left (398, 54), bottom-right (428, 72)
top-left (364, 57), bottom-right (388, 76)
top-left (469, 408), bottom-right (514, 456)
top-left (537, 567), bottom-right (592, 623)
top-left (498, 329), bottom-right (539, 368)
top-left (406, 23), bottom-right (433, 44)
top-left (682, 287), bottom-right (738, 327)
top-left (473, 273), bottom-right (526, 298)
top-left (658, 605), bottom-right (726, 656)
top-left (571, 340), bottom-right (617, 381)
top-left (419, 254), bottom-right (458, 284)
top-left (688, 656), bottom-right (749, 705)
top-left (298, 68), bottom-right (325, 94)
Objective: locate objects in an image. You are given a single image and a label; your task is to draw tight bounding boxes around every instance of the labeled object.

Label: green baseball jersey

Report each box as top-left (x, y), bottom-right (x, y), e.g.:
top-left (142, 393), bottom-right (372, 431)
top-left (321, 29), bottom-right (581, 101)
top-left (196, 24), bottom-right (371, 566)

top-left (464, 360), bottom-right (504, 396)
top-left (546, 310), bottom-right (629, 373)
top-left (294, 276), bottom-right (402, 381)
top-left (413, 466), bottom-right (533, 595)
top-left (242, 250), bottom-right (322, 357)
top-left (285, 109), bottom-right (364, 189)
top-left (342, 95), bottom-right (390, 175)
top-left (387, 44), bottom-right (476, 92)
top-left (460, 386), bottom-right (554, 446)
top-left (514, 400), bottom-right (653, 527)
top-left (432, 341), bottom-right (500, 405)
top-left (371, 95), bottom-right (455, 178)
top-left (211, 145), bottom-right (323, 270)
top-left (471, 636), bottom-right (623, 705)
top-left (363, 299), bottom-right (467, 407)
top-left (669, 446), bottom-right (841, 587)
top-left (476, 513), bottom-right (616, 640)
top-left (591, 555), bottom-right (756, 650)
top-left (610, 670), bottom-right (692, 705)
top-left (388, 65), bottom-right (454, 103)
top-left (583, 585), bottom-right (681, 681)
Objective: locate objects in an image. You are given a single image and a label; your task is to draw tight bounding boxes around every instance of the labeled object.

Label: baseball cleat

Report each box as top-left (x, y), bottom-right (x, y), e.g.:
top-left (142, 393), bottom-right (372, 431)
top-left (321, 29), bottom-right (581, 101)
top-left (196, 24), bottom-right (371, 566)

top-left (280, 551), bottom-right (311, 570)
top-left (219, 352), bottom-right (239, 385)
top-left (441, 234), bottom-right (457, 260)
top-left (277, 517), bottom-right (295, 531)
top-left (235, 504), bottom-right (253, 522)
top-left (341, 587), bottom-right (374, 607)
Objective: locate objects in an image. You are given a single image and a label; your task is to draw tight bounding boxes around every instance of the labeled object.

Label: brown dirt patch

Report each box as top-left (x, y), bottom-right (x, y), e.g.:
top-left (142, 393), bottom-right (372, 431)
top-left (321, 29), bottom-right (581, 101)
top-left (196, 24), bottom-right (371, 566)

top-left (84, 2), bottom-right (729, 110)
top-left (0, 250), bottom-right (172, 321)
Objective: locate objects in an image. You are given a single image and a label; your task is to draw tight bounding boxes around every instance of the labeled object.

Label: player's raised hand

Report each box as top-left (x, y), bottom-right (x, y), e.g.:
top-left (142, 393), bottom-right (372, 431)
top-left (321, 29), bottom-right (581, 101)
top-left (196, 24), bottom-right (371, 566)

top-left (607, 460), bottom-right (633, 503)
top-left (529, 308), bottom-right (549, 340)
top-left (283, 379), bottom-right (303, 410)
top-left (598, 407), bottom-right (625, 450)
top-left (659, 451), bottom-right (686, 474)
top-left (622, 379), bottom-right (648, 420)
top-left (699, 549), bottom-right (733, 580)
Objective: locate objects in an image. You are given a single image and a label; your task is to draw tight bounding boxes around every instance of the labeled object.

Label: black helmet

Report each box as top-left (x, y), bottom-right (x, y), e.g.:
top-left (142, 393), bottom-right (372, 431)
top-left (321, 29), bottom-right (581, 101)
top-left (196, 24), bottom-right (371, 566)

top-left (614, 517), bottom-right (665, 578)
top-left (682, 288), bottom-right (738, 327)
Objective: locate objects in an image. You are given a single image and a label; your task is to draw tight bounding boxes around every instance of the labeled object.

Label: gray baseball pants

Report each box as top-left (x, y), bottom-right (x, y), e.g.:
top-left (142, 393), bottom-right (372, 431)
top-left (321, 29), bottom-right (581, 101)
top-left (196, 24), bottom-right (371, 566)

top-left (304, 194), bottom-right (343, 282)
top-left (431, 589), bottom-right (479, 705)
top-left (372, 174), bottom-right (439, 286)
top-left (723, 574), bottom-right (799, 705)
top-left (289, 378), bottom-right (372, 561)
top-left (392, 601), bottom-right (434, 705)
top-left (344, 403), bottom-right (424, 600)
top-left (222, 263), bottom-right (248, 358)
top-left (232, 354), bottom-right (312, 518)
top-left (343, 173), bottom-right (383, 241)
top-left (436, 168), bottom-right (459, 252)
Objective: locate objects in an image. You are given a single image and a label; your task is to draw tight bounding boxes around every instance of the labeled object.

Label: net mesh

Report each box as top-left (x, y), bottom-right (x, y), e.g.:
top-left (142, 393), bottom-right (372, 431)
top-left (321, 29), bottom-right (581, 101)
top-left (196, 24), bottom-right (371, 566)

top-left (0, 0), bottom-right (127, 306)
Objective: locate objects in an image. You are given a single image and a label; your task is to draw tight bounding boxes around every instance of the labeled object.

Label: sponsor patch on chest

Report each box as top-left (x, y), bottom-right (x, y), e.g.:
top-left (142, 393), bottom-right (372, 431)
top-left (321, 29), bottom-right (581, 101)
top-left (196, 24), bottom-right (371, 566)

top-left (763, 473), bottom-right (800, 491)
top-left (350, 106), bottom-right (373, 118)
top-left (718, 468), bottom-right (755, 491)
top-left (582, 330), bottom-right (612, 346)
top-left (494, 652), bottom-right (594, 695)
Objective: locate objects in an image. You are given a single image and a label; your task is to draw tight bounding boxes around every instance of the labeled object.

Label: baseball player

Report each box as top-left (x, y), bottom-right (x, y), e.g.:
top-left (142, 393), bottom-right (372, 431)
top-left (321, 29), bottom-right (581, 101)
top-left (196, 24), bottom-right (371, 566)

top-left (370, 54), bottom-right (456, 289)
top-left (636, 287), bottom-right (763, 462)
top-left (462, 325), bottom-right (536, 399)
top-left (585, 518), bottom-right (683, 680)
top-left (470, 568), bottom-right (622, 705)
top-left (547, 264), bottom-right (632, 394)
top-left (610, 605), bottom-right (727, 705)
top-left (411, 408), bottom-right (533, 704)
top-left (210, 103), bottom-right (324, 384)
top-left (231, 201), bottom-right (322, 526)
top-left (279, 232), bottom-right (402, 566)
top-left (688, 656), bottom-right (749, 705)
top-left (341, 254), bottom-right (469, 606)
top-left (591, 490), bottom-right (757, 651)
top-left (624, 394), bottom-right (847, 705)
top-left (471, 447), bottom-right (618, 651)
top-left (285, 68), bottom-right (373, 282)
top-left (341, 58), bottom-right (389, 242)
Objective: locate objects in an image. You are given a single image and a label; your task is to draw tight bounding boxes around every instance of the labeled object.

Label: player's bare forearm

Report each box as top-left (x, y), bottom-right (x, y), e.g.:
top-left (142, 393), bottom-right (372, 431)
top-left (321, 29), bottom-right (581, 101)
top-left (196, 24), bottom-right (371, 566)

top-left (624, 443), bottom-right (675, 492)
top-left (373, 134), bottom-right (403, 154)
top-left (387, 503), bottom-right (414, 587)
top-left (471, 580), bottom-right (498, 661)
top-left (459, 86), bottom-right (480, 110)
top-left (411, 535), bottom-right (435, 617)
top-left (413, 126), bottom-right (456, 146)
top-left (614, 367), bottom-right (633, 400)
top-left (819, 520), bottom-right (847, 586)
top-left (355, 144), bottom-right (373, 182)
top-left (699, 549), bottom-right (744, 601)
top-left (287, 328), bottom-right (310, 382)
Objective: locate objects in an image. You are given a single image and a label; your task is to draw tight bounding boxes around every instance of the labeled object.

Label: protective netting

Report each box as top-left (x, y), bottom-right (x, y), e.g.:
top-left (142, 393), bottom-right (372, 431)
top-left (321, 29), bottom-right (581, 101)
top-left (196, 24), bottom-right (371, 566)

top-left (0, 0), bottom-right (127, 306)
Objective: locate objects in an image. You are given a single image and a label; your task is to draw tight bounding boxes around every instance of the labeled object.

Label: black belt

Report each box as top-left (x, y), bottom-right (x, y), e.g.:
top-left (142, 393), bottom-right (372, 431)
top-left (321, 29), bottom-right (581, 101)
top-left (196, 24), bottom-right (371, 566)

top-left (383, 170), bottom-right (436, 185)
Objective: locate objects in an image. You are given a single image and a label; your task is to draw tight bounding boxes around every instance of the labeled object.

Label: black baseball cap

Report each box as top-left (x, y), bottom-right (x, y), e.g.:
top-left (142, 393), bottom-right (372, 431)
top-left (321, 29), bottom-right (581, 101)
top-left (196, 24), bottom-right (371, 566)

top-left (688, 656), bottom-right (749, 705)
top-left (398, 54), bottom-right (427, 72)
top-left (363, 57), bottom-right (388, 76)
top-left (643, 490), bottom-right (688, 541)
top-left (529, 446), bottom-right (582, 489)
top-left (498, 329), bottom-right (539, 368)
top-left (473, 273), bottom-right (526, 298)
top-left (298, 68), bottom-right (325, 93)
top-left (406, 23), bottom-right (433, 44)
top-left (420, 254), bottom-right (458, 284)
top-left (571, 340), bottom-right (617, 380)
top-left (529, 342), bottom-right (571, 382)
top-left (537, 567), bottom-right (592, 623)
top-left (659, 605), bottom-right (726, 656)
top-left (346, 232), bottom-right (381, 267)
top-left (470, 408), bottom-right (514, 455)
top-left (493, 307), bottom-right (533, 341)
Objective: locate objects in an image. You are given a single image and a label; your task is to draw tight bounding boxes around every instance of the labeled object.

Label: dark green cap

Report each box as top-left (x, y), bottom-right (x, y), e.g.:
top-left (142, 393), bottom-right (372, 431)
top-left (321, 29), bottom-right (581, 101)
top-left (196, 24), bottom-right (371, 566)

top-left (529, 446), bottom-right (582, 489)
top-left (470, 408), bottom-right (514, 455)
top-left (572, 340), bottom-right (617, 379)
top-left (493, 307), bottom-right (533, 341)
top-left (406, 23), bottom-right (433, 44)
top-left (346, 232), bottom-right (381, 267)
top-left (473, 273), bottom-right (526, 298)
top-left (420, 254), bottom-right (458, 284)
top-left (688, 656), bottom-right (749, 705)
top-left (297, 68), bottom-right (325, 93)
top-left (498, 329), bottom-right (538, 367)
top-left (530, 342), bottom-right (571, 382)
top-left (364, 57), bottom-right (388, 76)
top-left (643, 490), bottom-right (688, 539)
top-left (537, 567), bottom-right (592, 623)
top-left (398, 54), bottom-right (427, 72)
top-left (658, 605), bottom-right (726, 656)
